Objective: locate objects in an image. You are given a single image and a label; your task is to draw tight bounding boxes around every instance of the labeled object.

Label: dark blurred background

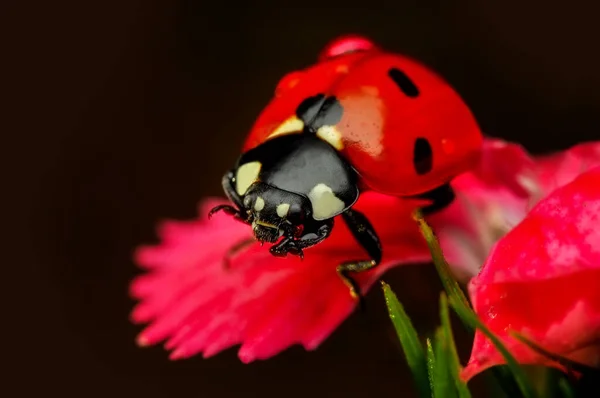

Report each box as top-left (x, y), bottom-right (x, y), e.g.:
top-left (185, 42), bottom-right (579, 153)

top-left (5, 1), bottom-right (600, 397)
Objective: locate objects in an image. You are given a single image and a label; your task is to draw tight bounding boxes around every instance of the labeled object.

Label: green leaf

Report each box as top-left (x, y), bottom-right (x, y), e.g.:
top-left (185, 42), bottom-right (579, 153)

top-left (426, 338), bottom-right (436, 395)
top-left (448, 296), bottom-right (537, 398)
top-left (414, 212), bottom-right (540, 398)
top-left (413, 211), bottom-right (472, 330)
top-left (529, 367), bottom-right (570, 398)
top-left (432, 327), bottom-right (455, 398)
top-left (439, 293), bottom-right (472, 398)
top-left (485, 368), bottom-right (525, 398)
top-left (558, 378), bottom-right (575, 398)
top-left (381, 281), bottom-right (431, 398)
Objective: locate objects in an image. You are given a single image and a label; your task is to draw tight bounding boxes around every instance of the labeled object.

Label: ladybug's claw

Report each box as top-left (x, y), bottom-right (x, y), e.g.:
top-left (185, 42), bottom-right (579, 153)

top-left (269, 238), bottom-right (304, 259)
top-left (290, 245), bottom-right (304, 260)
top-left (208, 204), bottom-right (252, 225)
top-left (336, 208), bottom-right (382, 311)
top-left (269, 219), bottom-right (333, 259)
top-left (208, 204), bottom-right (238, 219)
top-left (336, 261), bottom-right (372, 312)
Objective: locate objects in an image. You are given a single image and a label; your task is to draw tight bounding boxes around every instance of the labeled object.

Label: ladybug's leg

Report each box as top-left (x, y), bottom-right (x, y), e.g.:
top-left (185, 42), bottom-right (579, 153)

top-left (222, 236), bottom-right (256, 270)
top-left (208, 170), bottom-right (257, 270)
top-left (337, 209), bottom-right (382, 310)
top-left (270, 218), bottom-right (334, 258)
top-left (209, 170), bottom-right (251, 224)
top-left (221, 170), bottom-right (245, 211)
top-left (414, 183), bottom-right (455, 216)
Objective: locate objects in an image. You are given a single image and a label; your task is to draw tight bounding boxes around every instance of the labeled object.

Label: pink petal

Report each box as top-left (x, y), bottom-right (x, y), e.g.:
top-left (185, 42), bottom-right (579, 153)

top-left (464, 138), bottom-right (538, 198)
top-left (428, 139), bottom-right (600, 279)
top-left (462, 166), bottom-right (600, 380)
top-left (130, 189), bottom-right (431, 362)
top-left (428, 138), bottom-right (540, 277)
top-left (536, 141), bottom-right (600, 193)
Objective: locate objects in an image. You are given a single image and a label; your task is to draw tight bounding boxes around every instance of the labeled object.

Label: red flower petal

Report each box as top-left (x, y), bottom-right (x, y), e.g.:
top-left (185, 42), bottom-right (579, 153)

top-left (130, 192), bottom-right (431, 362)
top-left (428, 138), bottom-right (540, 278)
top-left (462, 166), bottom-right (600, 380)
top-left (536, 141), bottom-right (600, 193)
top-left (462, 138), bottom-right (537, 198)
top-left (430, 140), bottom-right (600, 279)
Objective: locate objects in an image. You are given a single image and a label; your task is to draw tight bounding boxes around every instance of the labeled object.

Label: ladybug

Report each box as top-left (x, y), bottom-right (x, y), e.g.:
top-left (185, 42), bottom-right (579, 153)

top-left (210, 34), bottom-right (482, 303)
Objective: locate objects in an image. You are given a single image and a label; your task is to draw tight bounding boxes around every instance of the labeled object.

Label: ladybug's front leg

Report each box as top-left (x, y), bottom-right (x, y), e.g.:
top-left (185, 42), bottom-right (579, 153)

top-left (208, 170), bottom-right (257, 270)
top-left (209, 170), bottom-right (251, 224)
top-left (270, 218), bottom-right (334, 259)
top-left (221, 170), bottom-right (246, 211)
top-left (337, 208), bottom-right (382, 311)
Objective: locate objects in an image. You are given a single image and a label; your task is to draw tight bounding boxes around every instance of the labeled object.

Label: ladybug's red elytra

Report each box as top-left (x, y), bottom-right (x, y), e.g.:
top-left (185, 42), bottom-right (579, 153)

top-left (210, 35), bottom-right (483, 305)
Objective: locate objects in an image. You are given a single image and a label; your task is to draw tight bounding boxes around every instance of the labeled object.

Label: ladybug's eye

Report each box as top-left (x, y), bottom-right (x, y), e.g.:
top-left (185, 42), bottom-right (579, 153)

top-left (275, 71), bottom-right (303, 97)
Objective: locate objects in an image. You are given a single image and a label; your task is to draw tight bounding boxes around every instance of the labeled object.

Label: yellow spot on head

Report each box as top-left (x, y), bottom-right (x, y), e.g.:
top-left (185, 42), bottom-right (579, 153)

top-left (276, 203), bottom-right (290, 218)
top-left (254, 196), bottom-right (265, 211)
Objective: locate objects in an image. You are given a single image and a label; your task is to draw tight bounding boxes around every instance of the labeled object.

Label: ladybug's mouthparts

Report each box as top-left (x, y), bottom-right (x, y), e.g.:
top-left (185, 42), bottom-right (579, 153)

top-left (252, 220), bottom-right (283, 243)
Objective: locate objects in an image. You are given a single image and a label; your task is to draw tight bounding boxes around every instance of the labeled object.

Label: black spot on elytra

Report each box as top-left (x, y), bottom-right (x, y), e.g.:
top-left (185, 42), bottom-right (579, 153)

top-left (296, 94), bottom-right (344, 132)
top-left (413, 137), bottom-right (433, 175)
top-left (388, 68), bottom-right (419, 97)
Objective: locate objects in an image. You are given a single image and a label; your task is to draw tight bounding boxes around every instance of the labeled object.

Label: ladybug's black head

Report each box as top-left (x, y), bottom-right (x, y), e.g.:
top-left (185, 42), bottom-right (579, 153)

top-left (242, 182), bottom-right (311, 243)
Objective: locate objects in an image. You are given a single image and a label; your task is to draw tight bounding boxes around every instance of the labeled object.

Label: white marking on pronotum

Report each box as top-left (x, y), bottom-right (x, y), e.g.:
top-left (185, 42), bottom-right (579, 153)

top-left (267, 116), bottom-right (304, 139)
top-left (235, 161), bottom-right (262, 196)
top-left (254, 196), bottom-right (265, 211)
top-left (276, 203), bottom-right (290, 218)
top-left (308, 183), bottom-right (345, 220)
top-left (316, 125), bottom-right (344, 150)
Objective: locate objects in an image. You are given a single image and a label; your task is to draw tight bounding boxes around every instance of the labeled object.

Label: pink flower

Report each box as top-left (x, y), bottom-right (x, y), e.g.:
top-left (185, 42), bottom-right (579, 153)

top-left (535, 141), bottom-right (600, 193)
top-left (461, 165), bottom-right (600, 381)
top-left (130, 137), bottom-right (600, 365)
top-left (130, 193), bottom-right (431, 362)
top-left (433, 140), bottom-right (600, 280)
top-left (429, 139), bottom-right (541, 279)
